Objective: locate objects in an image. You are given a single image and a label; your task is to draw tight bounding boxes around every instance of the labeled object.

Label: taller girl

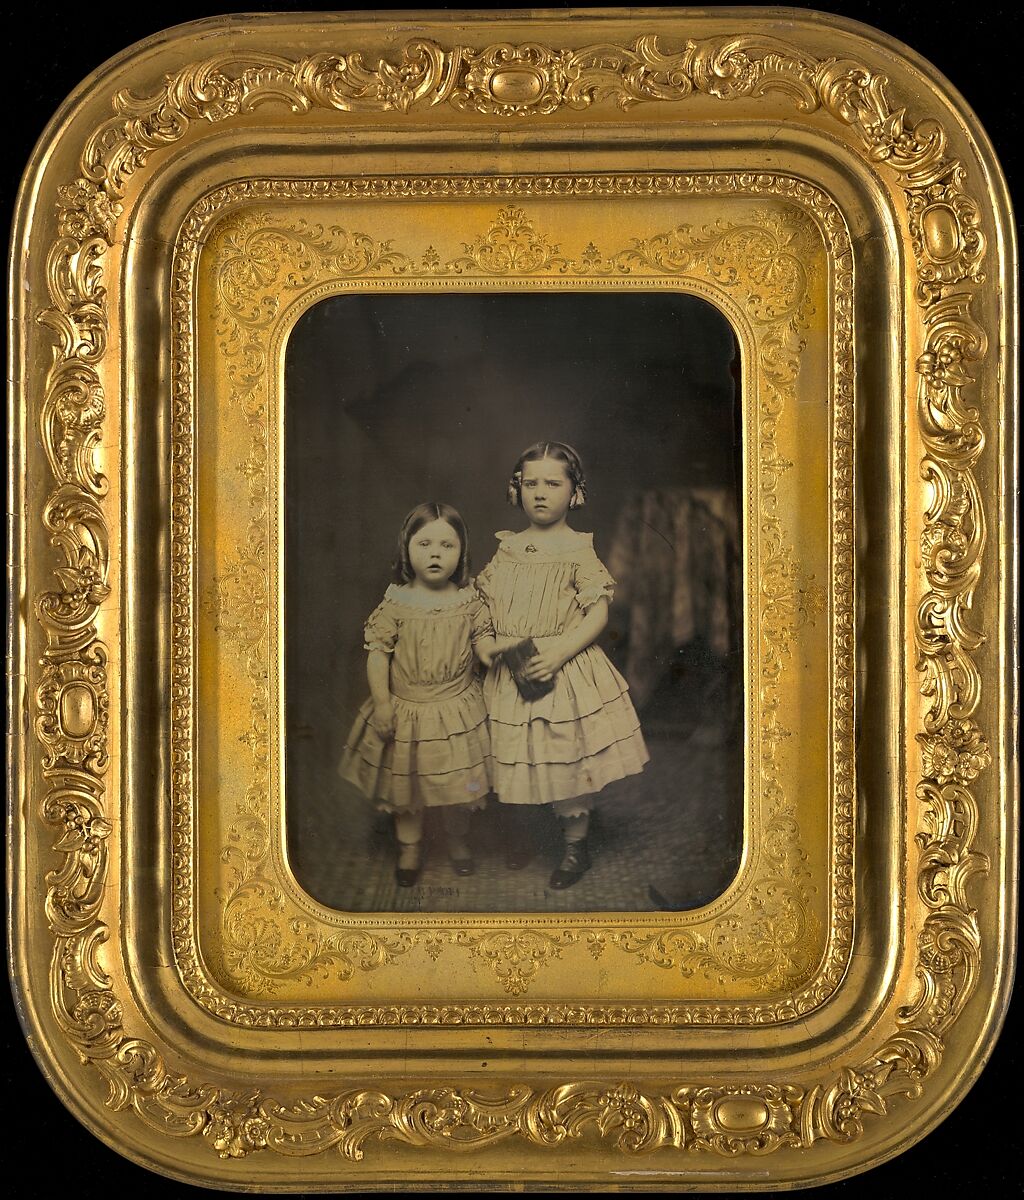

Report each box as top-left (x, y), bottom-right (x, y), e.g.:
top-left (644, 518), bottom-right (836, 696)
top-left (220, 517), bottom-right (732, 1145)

top-left (476, 441), bottom-right (649, 888)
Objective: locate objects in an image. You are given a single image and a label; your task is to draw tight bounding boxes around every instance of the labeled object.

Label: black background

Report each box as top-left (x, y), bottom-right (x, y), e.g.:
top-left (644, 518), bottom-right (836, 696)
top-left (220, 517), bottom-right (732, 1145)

top-left (6, 2), bottom-right (1018, 1195)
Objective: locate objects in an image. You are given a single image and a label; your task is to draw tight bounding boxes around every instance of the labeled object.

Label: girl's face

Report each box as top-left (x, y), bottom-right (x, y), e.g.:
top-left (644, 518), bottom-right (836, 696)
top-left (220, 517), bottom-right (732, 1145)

top-left (407, 518), bottom-right (462, 589)
top-left (520, 456), bottom-right (573, 528)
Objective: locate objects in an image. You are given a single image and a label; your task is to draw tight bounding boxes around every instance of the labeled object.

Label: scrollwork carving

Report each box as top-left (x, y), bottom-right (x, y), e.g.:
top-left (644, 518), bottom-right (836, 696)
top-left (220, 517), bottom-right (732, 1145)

top-left (446, 204), bottom-right (566, 273)
top-left (66, 34), bottom-right (988, 296)
top-left (613, 818), bottom-right (818, 993)
top-left (915, 294), bottom-right (988, 733)
top-left (35, 647), bottom-right (109, 772)
top-left (687, 1084), bottom-right (800, 1154)
top-left (28, 24), bottom-right (992, 1168)
top-left (36, 484), bottom-right (110, 656)
top-left (449, 929), bottom-right (583, 996)
top-left (41, 773), bottom-right (111, 935)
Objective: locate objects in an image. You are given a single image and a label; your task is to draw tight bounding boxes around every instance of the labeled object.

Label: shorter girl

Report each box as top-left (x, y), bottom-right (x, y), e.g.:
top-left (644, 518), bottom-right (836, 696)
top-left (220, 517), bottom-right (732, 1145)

top-left (339, 503), bottom-right (497, 886)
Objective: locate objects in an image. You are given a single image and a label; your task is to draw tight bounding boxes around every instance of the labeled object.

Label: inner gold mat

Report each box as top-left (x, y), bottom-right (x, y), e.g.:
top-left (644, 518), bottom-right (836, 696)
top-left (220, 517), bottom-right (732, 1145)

top-left (175, 179), bottom-right (849, 1018)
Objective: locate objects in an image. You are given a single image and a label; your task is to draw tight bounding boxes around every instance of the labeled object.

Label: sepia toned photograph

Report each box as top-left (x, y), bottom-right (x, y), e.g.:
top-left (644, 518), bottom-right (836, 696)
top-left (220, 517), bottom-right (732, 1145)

top-left (284, 291), bottom-right (744, 913)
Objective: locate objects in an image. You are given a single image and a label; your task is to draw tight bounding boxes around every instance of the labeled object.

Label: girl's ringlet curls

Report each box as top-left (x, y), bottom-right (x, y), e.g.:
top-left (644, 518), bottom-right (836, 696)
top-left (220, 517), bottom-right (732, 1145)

top-left (393, 502), bottom-right (471, 587)
top-left (506, 441), bottom-right (587, 510)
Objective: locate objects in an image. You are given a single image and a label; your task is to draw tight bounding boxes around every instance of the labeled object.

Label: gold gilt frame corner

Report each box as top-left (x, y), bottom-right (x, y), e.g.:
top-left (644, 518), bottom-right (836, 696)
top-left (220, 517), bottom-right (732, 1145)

top-left (8, 7), bottom-right (1017, 1192)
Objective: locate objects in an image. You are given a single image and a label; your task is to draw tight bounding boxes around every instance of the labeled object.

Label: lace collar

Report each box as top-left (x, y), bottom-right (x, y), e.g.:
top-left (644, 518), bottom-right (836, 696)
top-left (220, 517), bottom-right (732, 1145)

top-left (384, 583), bottom-right (475, 612)
top-left (494, 528), bottom-right (593, 561)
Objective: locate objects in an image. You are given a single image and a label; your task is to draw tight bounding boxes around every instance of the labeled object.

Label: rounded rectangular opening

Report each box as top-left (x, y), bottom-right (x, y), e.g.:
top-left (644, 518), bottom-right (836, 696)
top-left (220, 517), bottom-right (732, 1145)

top-left (284, 291), bottom-right (744, 913)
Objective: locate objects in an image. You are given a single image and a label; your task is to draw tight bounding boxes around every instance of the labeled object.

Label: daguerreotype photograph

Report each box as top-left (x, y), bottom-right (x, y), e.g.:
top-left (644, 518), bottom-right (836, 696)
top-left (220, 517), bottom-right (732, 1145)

top-left (9, 4), bottom-right (1015, 1194)
top-left (285, 292), bottom-right (743, 913)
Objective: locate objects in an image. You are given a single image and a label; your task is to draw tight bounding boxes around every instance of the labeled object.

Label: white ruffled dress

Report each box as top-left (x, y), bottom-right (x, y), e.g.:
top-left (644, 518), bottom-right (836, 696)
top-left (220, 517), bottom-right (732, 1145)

top-left (339, 584), bottom-right (494, 812)
top-left (475, 530), bottom-right (649, 807)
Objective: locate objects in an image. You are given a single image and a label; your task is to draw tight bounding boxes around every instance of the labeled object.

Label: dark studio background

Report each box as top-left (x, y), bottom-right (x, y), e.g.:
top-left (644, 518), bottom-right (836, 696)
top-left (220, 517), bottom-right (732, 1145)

top-left (284, 291), bottom-right (744, 912)
top-left (5, 1), bottom-right (1018, 1195)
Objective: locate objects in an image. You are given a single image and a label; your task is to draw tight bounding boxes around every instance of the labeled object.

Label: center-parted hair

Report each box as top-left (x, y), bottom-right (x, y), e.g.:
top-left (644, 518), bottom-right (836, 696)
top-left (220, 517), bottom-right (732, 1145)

top-left (393, 502), bottom-right (471, 587)
top-left (507, 441), bottom-right (587, 509)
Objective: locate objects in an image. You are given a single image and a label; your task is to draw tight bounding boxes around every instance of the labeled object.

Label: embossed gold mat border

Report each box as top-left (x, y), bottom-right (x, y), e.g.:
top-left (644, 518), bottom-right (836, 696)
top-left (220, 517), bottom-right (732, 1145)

top-left (174, 175), bottom-right (849, 1022)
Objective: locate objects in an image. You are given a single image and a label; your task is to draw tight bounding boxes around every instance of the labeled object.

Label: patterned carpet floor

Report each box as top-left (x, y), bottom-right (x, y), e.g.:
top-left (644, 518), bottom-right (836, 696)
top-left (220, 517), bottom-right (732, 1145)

top-left (289, 721), bottom-right (743, 914)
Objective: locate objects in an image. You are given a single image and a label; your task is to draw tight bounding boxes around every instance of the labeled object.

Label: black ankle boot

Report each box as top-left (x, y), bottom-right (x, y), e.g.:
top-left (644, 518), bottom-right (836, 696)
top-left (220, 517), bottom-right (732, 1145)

top-left (395, 841), bottom-right (422, 887)
top-left (549, 839), bottom-right (591, 889)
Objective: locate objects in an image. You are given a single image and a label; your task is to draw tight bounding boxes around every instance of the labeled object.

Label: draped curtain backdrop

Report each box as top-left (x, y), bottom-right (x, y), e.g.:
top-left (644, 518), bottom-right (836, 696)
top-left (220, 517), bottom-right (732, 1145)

top-left (607, 487), bottom-right (740, 712)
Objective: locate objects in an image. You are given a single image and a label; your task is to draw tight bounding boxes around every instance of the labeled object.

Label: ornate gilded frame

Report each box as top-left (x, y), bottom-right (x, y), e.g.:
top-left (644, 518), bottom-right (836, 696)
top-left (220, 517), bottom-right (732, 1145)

top-left (8, 8), bottom-right (1016, 1191)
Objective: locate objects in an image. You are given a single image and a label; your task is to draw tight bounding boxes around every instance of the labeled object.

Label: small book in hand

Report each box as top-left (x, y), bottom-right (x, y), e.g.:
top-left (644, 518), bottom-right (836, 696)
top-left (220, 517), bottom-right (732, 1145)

top-left (500, 638), bottom-right (555, 701)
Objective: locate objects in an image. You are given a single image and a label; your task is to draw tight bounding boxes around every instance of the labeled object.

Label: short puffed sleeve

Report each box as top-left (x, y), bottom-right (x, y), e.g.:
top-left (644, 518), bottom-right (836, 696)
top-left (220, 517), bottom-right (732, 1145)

top-left (363, 600), bottom-right (400, 654)
top-left (574, 547), bottom-right (616, 610)
top-left (468, 591), bottom-right (495, 645)
top-left (473, 546), bottom-right (500, 603)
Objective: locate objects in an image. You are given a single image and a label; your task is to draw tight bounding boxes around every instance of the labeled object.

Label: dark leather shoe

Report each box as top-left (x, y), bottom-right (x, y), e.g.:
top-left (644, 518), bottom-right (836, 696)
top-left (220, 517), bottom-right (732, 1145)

top-left (549, 840), bottom-right (591, 889)
top-left (505, 845), bottom-right (532, 870)
top-left (395, 843), bottom-right (422, 888)
top-left (450, 856), bottom-right (475, 877)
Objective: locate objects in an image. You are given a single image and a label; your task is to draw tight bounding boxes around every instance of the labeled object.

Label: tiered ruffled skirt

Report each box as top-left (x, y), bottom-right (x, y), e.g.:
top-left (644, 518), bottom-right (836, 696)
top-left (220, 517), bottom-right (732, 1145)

top-left (484, 645), bottom-right (649, 805)
top-left (339, 682), bottom-right (492, 812)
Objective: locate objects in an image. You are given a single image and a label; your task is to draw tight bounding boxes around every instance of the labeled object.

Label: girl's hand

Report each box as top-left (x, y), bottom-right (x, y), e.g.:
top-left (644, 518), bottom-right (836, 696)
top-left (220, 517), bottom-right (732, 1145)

top-left (371, 701), bottom-right (396, 739)
top-left (523, 638), bottom-right (569, 682)
top-left (476, 635), bottom-right (507, 669)
top-left (479, 636), bottom-right (519, 668)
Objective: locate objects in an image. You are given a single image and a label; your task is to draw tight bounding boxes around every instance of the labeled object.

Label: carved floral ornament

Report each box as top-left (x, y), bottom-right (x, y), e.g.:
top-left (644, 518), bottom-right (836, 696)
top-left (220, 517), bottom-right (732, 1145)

top-left (26, 24), bottom-right (996, 1173)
